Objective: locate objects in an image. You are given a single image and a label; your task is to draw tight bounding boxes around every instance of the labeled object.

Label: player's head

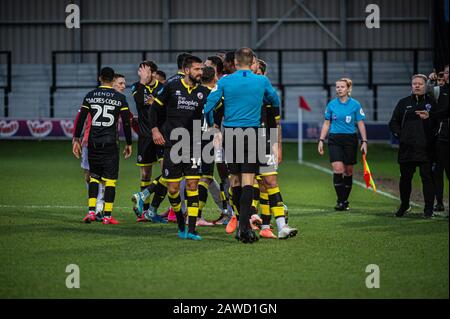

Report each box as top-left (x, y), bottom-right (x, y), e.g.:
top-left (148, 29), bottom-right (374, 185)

top-left (223, 51), bottom-right (236, 74)
top-left (183, 55), bottom-right (203, 84)
top-left (411, 74), bottom-right (427, 95)
top-left (155, 70), bottom-right (166, 84)
top-left (113, 73), bottom-right (126, 93)
top-left (99, 67), bottom-right (115, 85)
top-left (216, 50), bottom-right (227, 62)
top-left (205, 56), bottom-right (224, 78)
top-left (250, 54), bottom-right (259, 74)
top-left (235, 47), bottom-right (256, 70)
top-left (201, 66), bottom-right (216, 86)
top-left (177, 52), bottom-right (193, 71)
top-left (138, 60), bottom-right (158, 84)
top-left (437, 71), bottom-right (445, 87)
top-left (335, 78), bottom-right (353, 97)
top-left (257, 59), bottom-right (267, 75)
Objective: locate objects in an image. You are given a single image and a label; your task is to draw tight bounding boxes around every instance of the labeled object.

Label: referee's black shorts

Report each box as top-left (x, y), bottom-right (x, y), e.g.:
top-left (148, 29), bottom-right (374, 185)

top-left (88, 142), bottom-right (119, 180)
top-left (223, 127), bottom-right (260, 175)
top-left (328, 133), bottom-right (358, 165)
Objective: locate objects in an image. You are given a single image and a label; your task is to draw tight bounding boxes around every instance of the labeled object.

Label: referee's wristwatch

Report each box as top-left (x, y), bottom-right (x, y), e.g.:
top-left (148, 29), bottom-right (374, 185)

top-left (319, 138), bottom-right (325, 143)
top-left (361, 140), bottom-right (368, 144)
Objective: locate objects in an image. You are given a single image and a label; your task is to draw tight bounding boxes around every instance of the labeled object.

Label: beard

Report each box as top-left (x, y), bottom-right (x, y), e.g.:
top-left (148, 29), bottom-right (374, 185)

top-left (188, 74), bottom-right (200, 84)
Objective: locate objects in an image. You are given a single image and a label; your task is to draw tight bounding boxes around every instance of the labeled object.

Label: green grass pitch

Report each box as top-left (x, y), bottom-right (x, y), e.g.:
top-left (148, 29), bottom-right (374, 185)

top-left (0, 140), bottom-right (448, 298)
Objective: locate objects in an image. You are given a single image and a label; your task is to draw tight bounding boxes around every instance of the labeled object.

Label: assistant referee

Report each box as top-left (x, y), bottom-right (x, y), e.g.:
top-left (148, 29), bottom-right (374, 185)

top-left (318, 78), bottom-right (368, 211)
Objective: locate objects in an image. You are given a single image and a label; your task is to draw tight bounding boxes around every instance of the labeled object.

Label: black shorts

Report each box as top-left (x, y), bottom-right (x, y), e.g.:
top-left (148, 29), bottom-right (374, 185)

top-left (258, 133), bottom-right (278, 176)
top-left (137, 135), bottom-right (164, 166)
top-left (328, 133), bottom-right (358, 165)
top-left (162, 146), bottom-right (201, 182)
top-left (88, 142), bottom-right (119, 180)
top-left (200, 137), bottom-right (215, 178)
top-left (223, 127), bottom-right (260, 175)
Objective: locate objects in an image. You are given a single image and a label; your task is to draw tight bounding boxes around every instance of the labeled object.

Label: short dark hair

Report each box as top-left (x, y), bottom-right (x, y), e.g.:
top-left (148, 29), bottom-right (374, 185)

top-left (201, 66), bottom-right (216, 84)
top-left (182, 55), bottom-right (202, 69)
top-left (437, 71), bottom-right (445, 79)
top-left (207, 56), bottom-right (224, 75)
top-left (224, 51), bottom-right (235, 64)
top-left (139, 60), bottom-right (158, 72)
top-left (235, 47), bottom-right (256, 67)
top-left (100, 67), bottom-right (115, 82)
top-left (155, 70), bottom-right (166, 80)
top-left (114, 73), bottom-right (125, 80)
top-left (177, 52), bottom-right (193, 69)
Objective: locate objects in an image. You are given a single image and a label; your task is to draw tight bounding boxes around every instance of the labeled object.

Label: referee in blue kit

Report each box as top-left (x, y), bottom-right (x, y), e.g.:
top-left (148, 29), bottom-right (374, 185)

top-left (318, 78), bottom-right (368, 211)
top-left (204, 47), bottom-right (280, 243)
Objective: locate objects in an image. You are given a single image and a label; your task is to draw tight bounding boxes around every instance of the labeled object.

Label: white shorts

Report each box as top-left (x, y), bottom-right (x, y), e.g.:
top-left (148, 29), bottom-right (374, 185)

top-left (81, 145), bottom-right (89, 170)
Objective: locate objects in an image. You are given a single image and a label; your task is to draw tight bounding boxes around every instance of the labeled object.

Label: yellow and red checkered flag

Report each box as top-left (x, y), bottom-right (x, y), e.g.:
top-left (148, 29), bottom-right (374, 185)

top-left (362, 154), bottom-right (377, 192)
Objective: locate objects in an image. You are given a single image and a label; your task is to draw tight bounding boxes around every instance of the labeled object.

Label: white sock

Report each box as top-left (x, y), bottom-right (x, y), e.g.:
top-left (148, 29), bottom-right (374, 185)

top-left (276, 216), bottom-right (286, 232)
top-left (96, 183), bottom-right (105, 213)
top-left (261, 224), bottom-right (270, 230)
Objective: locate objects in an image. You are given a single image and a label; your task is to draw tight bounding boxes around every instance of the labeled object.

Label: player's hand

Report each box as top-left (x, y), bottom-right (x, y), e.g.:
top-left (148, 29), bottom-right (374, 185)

top-left (123, 144), bottom-right (132, 159)
top-left (138, 65), bottom-right (152, 84)
top-left (416, 110), bottom-right (429, 120)
top-left (72, 138), bottom-right (81, 159)
top-left (318, 140), bottom-right (324, 155)
top-left (152, 128), bottom-right (165, 145)
top-left (146, 94), bottom-right (155, 105)
top-left (360, 141), bottom-right (368, 155)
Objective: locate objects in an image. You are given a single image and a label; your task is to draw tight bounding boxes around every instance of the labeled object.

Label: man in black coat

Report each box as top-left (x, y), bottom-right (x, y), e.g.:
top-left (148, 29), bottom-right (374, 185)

top-left (389, 74), bottom-right (437, 218)
top-left (429, 65), bottom-right (449, 214)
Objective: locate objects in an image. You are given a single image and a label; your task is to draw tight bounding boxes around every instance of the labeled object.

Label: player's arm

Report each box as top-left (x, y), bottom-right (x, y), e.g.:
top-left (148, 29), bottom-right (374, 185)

top-left (73, 103), bottom-right (90, 159)
top-left (151, 85), bottom-right (169, 145)
top-left (263, 77), bottom-right (280, 108)
top-left (204, 81), bottom-right (224, 126)
top-left (132, 82), bottom-right (146, 110)
top-left (120, 98), bottom-right (132, 159)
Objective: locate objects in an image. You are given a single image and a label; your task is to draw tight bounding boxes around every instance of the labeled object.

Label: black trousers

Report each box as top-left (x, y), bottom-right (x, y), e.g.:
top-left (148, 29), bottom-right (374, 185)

top-left (399, 161), bottom-right (435, 212)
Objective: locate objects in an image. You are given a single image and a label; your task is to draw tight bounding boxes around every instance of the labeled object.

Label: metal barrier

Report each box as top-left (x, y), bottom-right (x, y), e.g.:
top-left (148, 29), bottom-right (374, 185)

top-left (0, 51), bottom-right (12, 117)
top-left (50, 48), bottom-right (432, 119)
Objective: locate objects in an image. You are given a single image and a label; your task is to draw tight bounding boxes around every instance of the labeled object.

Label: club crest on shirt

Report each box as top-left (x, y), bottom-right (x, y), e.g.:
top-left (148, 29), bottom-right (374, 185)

top-left (197, 92), bottom-right (204, 100)
top-left (345, 116), bottom-right (352, 123)
top-left (425, 104), bottom-right (432, 112)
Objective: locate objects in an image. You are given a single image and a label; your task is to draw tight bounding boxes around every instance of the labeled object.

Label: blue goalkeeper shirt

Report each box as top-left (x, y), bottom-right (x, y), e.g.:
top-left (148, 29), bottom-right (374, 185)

top-left (204, 70), bottom-right (280, 127)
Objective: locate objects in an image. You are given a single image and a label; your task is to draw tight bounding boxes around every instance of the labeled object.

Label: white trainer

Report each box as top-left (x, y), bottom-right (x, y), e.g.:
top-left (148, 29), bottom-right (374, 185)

top-left (278, 225), bottom-right (298, 239)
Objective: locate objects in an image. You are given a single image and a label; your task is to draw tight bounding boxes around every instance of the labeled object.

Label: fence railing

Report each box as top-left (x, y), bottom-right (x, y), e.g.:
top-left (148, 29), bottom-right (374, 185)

top-left (0, 51), bottom-right (12, 117)
top-left (50, 48), bottom-right (432, 119)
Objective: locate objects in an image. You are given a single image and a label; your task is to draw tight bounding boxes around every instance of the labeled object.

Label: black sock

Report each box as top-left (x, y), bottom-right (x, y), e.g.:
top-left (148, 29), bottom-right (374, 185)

top-left (103, 184), bottom-right (116, 217)
top-left (188, 216), bottom-right (197, 234)
top-left (333, 173), bottom-right (345, 203)
top-left (232, 186), bottom-right (242, 216)
top-left (343, 175), bottom-right (353, 202)
top-left (150, 177), bottom-right (167, 210)
top-left (198, 182), bottom-right (209, 219)
top-left (239, 185), bottom-right (254, 231)
top-left (219, 181), bottom-right (228, 211)
top-left (141, 179), bottom-right (151, 211)
top-left (88, 179), bottom-right (99, 211)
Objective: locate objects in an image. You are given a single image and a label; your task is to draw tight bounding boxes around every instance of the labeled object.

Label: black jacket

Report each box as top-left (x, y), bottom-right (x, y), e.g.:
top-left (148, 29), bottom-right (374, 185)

top-left (430, 83), bottom-right (449, 143)
top-left (389, 94), bottom-right (437, 163)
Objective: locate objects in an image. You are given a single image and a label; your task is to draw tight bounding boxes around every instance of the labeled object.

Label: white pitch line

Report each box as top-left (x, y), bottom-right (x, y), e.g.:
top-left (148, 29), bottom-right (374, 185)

top-left (300, 161), bottom-right (420, 207)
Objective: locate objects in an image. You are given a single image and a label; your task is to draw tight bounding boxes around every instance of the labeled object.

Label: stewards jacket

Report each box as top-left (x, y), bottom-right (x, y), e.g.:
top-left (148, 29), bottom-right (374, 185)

top-left (389, 94), bottom-right (437, 163)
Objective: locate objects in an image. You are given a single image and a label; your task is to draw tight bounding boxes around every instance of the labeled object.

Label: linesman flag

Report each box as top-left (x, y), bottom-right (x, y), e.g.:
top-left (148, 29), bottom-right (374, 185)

top-left (362, 154), bottom-right (377, 192)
